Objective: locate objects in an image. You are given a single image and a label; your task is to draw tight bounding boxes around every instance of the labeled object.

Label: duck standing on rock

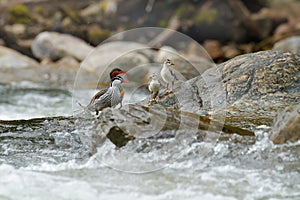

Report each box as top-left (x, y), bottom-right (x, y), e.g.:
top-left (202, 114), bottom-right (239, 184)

top-left (87, 68), bottom-right (126, 107)
top-left (148, 73), bottom-right (161, 103)
top-left (160, 59), bottom-right (177, 93)
top-left (89, 75), bottom-right (127, 115)
top-left (86, 68), bottom-right (126, 115)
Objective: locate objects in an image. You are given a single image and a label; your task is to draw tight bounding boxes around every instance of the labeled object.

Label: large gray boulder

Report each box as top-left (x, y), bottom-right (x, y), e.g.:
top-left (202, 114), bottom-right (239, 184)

top-left (161, 50), bottom-right (300, 118)
top-left (31, 32), bottom-right (94, 61)
top-left (80, 41), bottom-right (153, 84)
top-left (0, 46), bottom-right (38, 68)
top-left (219, 50), bottom-right (300, 117)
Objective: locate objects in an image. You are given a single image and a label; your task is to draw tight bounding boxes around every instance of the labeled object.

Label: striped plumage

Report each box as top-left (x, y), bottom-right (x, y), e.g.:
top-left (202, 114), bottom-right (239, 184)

top-left (88, 76), bottom-right (126, 115)
top-left (87, 68), bottom-right (126, 115)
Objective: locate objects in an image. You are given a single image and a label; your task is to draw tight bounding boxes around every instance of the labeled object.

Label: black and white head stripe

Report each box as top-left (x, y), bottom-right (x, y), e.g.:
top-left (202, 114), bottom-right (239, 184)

top-left (165, 59), bottom-right (174, 66)
top-left (110, 75), bottom-right (123, 86)
top-left (111, 75), bottom-right (123, 81)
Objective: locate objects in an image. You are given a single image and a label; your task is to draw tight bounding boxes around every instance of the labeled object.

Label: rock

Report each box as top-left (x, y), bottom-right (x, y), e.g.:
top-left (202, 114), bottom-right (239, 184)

top-left (186, 0), bottom-right (264, 43)
top-left (87, 25), bottom-right (111, 45)
top-left (0, 51), bottom-right (97, 87)
top-left (156, 46), bottom-right (180, 63)
top-left (203, 40), bottom-right (224, 60)
top-left (31, 31), bottom-right (94, 61)
top-left (161, 50), bottom-right (300, 118)
top-left (4, 24), bottom-right (26, 36)
top-left (273, 36), bottom-right (300, 55)
top-left (217, 50), bottom-right (300, 117)
top-left (80, 2), bottom-right (101, 17)
top-left (95, 104), bottom-right (253, 148)
top-left (271, 105), bottom-right (300, 144)
top-left (169, 58), bottom-right (215, 81)
top-left (0, 46), bottom-right (38, 68)
top-left (222, 44), bottom-right (241, 59)
top-left (81, 41), bottom-right (154, 84)
top-left (56, 56), bottom-right (80, 69)
top-left (272, 23), bottom-right (295, 43)
top-left (251, 8), bottom-right (288, 40)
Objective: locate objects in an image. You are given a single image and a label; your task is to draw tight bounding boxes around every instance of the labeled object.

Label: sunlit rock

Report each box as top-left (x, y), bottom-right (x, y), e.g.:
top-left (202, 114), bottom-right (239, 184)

top-left (0, 46), bottom-right (38, 68)
top-left (31, 31), bottom-right (94, 61)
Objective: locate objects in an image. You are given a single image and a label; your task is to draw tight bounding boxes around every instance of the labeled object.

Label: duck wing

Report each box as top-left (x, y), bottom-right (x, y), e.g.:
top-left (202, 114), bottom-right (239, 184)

top-left (87, 88), bottom-right (108, 107)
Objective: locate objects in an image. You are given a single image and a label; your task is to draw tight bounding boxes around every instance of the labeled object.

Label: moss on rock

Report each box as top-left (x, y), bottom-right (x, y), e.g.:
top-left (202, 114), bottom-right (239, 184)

top-left (87, 25), bottom-right (111, 45)
top-left (8, 4), bottom-right (31, 24)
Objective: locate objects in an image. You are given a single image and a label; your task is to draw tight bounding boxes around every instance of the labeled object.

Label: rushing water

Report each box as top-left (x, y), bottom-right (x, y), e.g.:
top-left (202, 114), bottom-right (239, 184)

top-left (0, 82), bottom-right (299, 200)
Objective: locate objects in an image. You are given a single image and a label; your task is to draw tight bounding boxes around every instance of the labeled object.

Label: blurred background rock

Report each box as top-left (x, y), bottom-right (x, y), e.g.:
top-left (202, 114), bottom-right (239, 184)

top-left (0, 0), bottom-right (300, 62)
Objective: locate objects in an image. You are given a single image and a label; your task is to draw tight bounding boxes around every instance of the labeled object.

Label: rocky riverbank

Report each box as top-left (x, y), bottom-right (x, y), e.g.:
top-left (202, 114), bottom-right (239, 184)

top-left (0, 0), bottom-right (300, 147)
top-left (1, 41), bottom-right (299, 146)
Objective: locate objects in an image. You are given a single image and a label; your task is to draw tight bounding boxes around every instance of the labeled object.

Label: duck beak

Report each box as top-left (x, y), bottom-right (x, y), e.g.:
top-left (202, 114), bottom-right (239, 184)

top-left (122, 79), bottom-right (129, 83)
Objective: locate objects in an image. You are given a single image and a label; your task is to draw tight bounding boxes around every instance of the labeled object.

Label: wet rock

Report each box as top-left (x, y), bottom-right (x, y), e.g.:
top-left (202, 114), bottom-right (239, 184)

top-left (273, 36), bottom-right (300, 55)
top-left (31, 31), bottom-right (94, 61)
top-left (95, 104), bottom-right (253, 148)
top-left (161, 50), bottom-right (300, 118)
top-left (0, 46), bottom-right (38, 68)
top-left (271, 105), bottom-right (300, 144)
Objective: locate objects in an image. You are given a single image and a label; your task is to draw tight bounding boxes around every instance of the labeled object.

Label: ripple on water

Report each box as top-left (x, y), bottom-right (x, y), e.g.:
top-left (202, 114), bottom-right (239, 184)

top-left (0, 103), bottom-right (300, 200)
top-left (0, 82), bottom-right (73, 120)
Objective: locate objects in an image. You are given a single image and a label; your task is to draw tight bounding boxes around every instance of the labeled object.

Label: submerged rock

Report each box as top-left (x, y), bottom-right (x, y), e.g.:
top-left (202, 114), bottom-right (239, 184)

top-left (31, 31), bottom-right (94, 61)
top-left (271, 105), bottom-right (300, 144)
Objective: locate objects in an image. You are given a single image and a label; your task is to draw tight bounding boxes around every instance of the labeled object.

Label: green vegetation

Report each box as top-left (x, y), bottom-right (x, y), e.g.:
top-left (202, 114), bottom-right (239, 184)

top-left (34, 6), bottom-right (44, 16)
top-left (194, 9), bottom-right (218, 25)
top-left (99, 0), bottom-right (110, 13)
top-left (8, 4), bottom-right (31, 24)
top-left (159, 20), bottom-right (168, 28)
top-left (87, 25), bottom-right (111, 44)
top-left (62, 7), bottom-right (81, 24)
top-left (174, 4), bottom-right (190, 18)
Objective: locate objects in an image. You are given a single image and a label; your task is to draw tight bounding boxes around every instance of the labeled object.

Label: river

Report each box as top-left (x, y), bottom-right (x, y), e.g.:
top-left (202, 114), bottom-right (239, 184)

top-left (0, 82), bottom-right (299, 200)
